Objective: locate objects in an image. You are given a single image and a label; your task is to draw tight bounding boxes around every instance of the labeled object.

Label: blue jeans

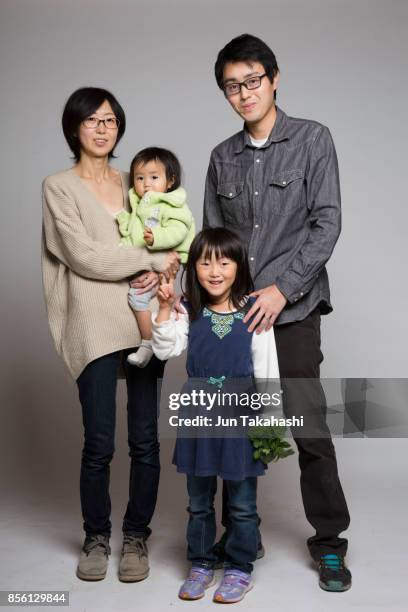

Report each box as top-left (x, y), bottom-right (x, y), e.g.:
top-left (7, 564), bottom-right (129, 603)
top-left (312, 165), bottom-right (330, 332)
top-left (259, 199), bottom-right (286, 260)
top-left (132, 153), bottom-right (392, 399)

top-left (77, 349), bottom-right (165, 538)
top-left (186, 475), bottom-right (258, 574)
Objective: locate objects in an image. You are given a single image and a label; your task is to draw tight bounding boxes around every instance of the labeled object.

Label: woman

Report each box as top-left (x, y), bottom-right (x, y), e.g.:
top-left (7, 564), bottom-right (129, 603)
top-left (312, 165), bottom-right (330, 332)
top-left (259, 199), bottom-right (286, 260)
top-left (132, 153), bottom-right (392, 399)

top-left (42, 87), bottom-right (179, 582)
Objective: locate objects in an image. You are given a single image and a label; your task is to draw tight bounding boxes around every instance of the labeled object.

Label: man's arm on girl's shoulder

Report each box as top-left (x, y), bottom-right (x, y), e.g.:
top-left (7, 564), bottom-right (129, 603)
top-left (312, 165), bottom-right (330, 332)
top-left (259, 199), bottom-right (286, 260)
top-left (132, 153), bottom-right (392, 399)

top-left (151, 311), bottom-right (189, 360)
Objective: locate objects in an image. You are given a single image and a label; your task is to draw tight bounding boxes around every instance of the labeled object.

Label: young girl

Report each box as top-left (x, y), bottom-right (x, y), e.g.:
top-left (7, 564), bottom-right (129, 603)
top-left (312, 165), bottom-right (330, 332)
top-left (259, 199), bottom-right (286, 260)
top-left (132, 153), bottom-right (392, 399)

top-left (117, 147), bottom-right (195, 367)
top-left (151, 228), bottom-right (279, 604)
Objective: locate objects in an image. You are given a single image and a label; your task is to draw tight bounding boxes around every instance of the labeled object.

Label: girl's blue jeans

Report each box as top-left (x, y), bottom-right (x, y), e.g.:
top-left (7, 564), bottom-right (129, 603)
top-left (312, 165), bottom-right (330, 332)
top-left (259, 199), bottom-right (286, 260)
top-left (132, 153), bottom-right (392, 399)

top-left (186, 474), bottom-right (258, 574)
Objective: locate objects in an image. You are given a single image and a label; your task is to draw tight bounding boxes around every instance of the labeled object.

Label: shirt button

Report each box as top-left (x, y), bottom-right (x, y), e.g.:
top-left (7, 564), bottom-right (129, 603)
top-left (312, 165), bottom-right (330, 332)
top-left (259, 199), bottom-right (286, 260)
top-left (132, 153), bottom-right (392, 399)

top-left (256, 159), bottom-right (260, 163)
top-left (254, 191), bottom-right (259, 195)
top-left (255, 224), bottom-right (259, 228)
top-left (229, 192), bottom-right (233, 197)
top-left (250, 257), bottom-right (255, 261)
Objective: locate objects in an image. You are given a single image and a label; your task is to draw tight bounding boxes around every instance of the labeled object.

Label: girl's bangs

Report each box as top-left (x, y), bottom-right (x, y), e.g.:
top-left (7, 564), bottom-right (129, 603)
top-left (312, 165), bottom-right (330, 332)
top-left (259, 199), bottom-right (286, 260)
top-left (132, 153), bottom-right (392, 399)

top-left (200, 237), bottom-right (237, 262)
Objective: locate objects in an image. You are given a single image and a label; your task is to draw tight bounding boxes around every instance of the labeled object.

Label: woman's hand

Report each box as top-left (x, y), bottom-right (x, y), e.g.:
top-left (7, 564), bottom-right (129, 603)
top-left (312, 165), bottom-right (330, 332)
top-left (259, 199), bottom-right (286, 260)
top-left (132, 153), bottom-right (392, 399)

top-left (162, 251), bottom-right (181, 280)
top-left (129, 271), bottom-right (159, 295)
top-left (129, 252), bottom-right (180, 297)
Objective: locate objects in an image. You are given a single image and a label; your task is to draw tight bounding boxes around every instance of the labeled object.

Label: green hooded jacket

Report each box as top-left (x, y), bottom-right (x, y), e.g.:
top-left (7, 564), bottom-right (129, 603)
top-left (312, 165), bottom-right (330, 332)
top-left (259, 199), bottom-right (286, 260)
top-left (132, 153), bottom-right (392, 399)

top-left (117, 187), bottom-right (195, 264)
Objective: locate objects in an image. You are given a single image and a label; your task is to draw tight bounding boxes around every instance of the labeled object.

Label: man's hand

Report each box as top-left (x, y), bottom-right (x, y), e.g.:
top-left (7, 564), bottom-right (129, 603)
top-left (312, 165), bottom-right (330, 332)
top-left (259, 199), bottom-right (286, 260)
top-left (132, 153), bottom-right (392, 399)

top-left (130, 271), bottom-right (159, 294)
top-left (143, 227), bottom-right (154, 246)
top-left (243, 284), bottom-right (287, 333)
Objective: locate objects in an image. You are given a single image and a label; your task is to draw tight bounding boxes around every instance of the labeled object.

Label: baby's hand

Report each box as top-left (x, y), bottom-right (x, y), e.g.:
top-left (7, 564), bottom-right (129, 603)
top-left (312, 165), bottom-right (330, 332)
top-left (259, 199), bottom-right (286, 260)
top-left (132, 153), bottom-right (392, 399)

top-left (143, 227), bottom-right (154, 246)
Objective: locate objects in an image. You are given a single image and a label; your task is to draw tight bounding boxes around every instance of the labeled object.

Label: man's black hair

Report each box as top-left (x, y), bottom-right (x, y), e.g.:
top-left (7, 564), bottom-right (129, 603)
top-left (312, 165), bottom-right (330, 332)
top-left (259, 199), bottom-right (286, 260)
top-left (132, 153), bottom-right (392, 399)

top-left (215, 34), bottom-right (279, 99)
top-left (62, 87), bottom-right (126, 162)
top-left (130, 147), bottom-right (182, 192)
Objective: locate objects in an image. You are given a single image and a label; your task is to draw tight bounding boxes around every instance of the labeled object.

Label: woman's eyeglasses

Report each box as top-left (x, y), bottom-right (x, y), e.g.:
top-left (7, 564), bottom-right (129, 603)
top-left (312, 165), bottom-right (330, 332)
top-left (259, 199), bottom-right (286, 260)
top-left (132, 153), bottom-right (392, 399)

top-left (82, 116), bottom-right (120, 129)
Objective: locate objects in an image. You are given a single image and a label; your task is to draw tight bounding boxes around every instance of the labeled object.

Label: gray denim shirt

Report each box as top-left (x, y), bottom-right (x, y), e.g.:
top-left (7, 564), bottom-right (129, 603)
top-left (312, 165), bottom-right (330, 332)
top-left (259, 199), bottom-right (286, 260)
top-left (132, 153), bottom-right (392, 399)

top-left (203, 106), bottom-right (341, 325)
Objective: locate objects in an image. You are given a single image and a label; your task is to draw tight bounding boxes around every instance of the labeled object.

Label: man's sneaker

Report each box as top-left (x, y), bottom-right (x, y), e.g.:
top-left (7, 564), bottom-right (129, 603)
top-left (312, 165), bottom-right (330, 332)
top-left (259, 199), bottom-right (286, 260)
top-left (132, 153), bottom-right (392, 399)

top-left (119, 535), bottom-right (149, 582)
top-left (213, 531), bottom-right (265, 569)
top-left (317, 553), bottom-right (352, 592)
top-left (76, 534), bottom-right (110, 581)
top-left (178, 567), bottom-right (215, 600)
top-left (213, 569), bottom-right (253, 603)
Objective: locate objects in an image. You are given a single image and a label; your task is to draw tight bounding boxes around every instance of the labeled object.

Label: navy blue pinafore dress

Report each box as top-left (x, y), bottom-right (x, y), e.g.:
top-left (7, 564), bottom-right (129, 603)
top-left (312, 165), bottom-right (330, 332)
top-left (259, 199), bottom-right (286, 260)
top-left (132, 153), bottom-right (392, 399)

top-left (172, 302), bottom-right (266, 480)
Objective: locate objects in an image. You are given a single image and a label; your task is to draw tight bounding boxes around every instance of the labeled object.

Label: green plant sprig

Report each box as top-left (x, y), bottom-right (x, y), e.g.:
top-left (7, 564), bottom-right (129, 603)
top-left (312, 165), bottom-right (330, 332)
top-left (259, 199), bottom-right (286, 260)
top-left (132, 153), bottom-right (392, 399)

top-left (248, 425), bottom-right (295, 465)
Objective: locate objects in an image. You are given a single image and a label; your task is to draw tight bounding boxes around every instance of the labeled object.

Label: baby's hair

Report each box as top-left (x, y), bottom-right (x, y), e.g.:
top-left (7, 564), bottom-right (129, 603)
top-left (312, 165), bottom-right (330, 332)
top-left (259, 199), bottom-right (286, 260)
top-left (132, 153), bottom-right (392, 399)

top-left (130, 147), bottom-right (182, 191)
top-left (183, 228), bottom-right (254, 320)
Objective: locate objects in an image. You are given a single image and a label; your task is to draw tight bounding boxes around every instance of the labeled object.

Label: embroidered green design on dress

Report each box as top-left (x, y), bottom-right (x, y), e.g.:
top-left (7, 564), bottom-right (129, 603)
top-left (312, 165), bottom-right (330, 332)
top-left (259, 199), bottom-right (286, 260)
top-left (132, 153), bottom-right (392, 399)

top-left (203, 307), bottom-right (245, 339)
top-left (207, 375), bottom-right (226, 388)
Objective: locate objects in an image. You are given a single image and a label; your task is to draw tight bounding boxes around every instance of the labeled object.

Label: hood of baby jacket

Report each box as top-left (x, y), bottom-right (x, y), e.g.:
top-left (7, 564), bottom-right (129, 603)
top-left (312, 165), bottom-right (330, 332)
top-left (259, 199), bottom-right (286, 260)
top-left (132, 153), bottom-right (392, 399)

top-left (129, 186), bottom-right (187, 209)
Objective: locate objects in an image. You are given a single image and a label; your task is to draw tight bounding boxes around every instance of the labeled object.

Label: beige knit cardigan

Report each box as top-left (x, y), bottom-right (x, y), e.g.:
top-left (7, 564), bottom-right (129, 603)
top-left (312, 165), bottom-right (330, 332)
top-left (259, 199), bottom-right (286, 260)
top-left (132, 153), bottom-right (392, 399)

top-left (41, 168), bottom-right (167, 379)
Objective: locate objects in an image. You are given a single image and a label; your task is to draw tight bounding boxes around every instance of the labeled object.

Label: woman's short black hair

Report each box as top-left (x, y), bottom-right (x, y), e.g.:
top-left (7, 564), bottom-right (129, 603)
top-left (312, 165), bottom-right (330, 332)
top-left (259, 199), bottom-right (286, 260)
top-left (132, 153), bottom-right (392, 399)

top-left (182, 227), bottom-right (254, 319)
top-left (62, 87), bottom-right (126, 162)
top-left (129, 147), bottom-right (182, 191)
top-left (214, 34), bottom-right (279, 99)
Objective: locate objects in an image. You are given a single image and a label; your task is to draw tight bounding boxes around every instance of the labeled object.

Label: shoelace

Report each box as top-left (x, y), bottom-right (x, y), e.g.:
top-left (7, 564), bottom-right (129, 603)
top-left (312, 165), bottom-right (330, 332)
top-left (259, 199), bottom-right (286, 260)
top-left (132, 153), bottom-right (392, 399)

top-left (320, 554), bottom-right (344, 571)
top-left (122, 536), bottom-right (147, 557)
top-left (84, 535), bottom-right (110, 555)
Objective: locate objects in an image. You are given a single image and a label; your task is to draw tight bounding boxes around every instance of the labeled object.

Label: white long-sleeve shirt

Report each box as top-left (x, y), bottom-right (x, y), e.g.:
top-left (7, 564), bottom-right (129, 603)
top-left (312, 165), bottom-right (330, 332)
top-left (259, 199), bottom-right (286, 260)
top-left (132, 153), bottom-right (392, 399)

top-left (151, 310), bottom-right (280, 380)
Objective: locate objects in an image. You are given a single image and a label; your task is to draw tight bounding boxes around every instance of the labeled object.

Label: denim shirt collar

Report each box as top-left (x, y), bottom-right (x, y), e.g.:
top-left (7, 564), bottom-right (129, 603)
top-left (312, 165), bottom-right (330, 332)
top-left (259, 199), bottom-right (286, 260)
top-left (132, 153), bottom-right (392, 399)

top-left (234, 106), bottom-right (289, 154)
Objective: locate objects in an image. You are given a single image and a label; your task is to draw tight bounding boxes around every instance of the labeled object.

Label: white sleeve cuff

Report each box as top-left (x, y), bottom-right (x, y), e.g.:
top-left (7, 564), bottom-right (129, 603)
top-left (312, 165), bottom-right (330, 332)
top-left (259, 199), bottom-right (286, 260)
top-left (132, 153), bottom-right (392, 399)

top-left (251, 328), bottom-right (280, 379)
top-left (151, 311), bottom-right (189, 360)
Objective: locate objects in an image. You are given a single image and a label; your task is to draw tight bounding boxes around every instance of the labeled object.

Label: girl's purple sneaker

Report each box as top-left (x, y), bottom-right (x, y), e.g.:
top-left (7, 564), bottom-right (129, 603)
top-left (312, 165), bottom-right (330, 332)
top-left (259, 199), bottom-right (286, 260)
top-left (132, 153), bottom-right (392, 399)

top-left (178, 567), bottom-right (215, 600)
top-left (213, 569), bottom-right (253, 603)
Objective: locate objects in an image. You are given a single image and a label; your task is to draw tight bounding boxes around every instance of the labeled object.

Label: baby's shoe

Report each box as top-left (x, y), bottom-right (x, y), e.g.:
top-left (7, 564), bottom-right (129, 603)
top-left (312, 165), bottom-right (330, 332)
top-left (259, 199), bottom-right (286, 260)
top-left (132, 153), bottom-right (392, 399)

top-left (178, 566), bottom-right (215, 600)
top-left (213, 568), bottom-right (253, 603)
top-left (127, 341), bottom-right (153, 367)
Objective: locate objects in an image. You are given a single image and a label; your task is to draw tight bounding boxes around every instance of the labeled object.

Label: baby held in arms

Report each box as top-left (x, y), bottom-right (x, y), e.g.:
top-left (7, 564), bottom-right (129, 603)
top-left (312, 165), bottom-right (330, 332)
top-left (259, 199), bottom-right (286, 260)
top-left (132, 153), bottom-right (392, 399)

top-left (117, 147), bottom-right (195, 367)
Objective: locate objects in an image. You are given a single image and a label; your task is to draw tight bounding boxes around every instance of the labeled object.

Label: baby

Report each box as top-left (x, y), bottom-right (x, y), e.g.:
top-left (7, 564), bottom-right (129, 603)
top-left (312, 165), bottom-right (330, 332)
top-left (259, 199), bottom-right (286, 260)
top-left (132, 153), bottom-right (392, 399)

top-left (117, 147), bottom-right (195, 367)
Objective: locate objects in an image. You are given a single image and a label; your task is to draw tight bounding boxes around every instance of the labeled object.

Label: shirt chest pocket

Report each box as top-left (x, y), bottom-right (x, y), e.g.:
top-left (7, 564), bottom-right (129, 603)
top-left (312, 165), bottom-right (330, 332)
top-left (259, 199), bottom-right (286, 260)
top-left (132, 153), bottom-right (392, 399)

top-left (217, 182), bottom-right (247, 224)
top-left (268, 169), bottom-right (304, 216)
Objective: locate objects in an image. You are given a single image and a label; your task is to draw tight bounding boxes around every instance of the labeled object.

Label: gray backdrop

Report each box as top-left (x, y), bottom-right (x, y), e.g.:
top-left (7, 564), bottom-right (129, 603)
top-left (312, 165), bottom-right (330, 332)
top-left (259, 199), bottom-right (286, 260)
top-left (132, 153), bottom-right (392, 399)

top-left (0, 1), bottom-right (407, 608)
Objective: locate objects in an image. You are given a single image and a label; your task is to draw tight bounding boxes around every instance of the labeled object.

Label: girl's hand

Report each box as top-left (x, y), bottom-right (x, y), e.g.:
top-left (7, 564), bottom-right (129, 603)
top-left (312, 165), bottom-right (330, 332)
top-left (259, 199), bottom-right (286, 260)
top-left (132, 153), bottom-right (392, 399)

top-left (173, 294), bottom-right (187, 320)
top-left (157, 272), bottom-right (176, 310)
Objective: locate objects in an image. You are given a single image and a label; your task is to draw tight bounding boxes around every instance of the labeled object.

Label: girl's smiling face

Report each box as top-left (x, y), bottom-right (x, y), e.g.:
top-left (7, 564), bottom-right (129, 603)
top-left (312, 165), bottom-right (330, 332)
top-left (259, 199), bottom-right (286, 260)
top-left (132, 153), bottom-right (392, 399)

top-left (196, 249), bottom-right (238, 307)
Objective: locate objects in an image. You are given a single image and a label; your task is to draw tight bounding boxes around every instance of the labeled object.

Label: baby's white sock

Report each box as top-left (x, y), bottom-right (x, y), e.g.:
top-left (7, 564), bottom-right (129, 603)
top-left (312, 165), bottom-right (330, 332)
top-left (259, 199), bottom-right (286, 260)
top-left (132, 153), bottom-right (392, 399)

top-left (127, 340), bottom-right (154, 368)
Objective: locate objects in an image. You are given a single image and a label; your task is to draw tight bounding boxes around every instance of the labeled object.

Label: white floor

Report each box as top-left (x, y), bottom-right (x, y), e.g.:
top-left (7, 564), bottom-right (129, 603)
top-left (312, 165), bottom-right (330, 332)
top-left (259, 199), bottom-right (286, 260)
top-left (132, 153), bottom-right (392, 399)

top-left (1, 438), bottom-right (406, 612)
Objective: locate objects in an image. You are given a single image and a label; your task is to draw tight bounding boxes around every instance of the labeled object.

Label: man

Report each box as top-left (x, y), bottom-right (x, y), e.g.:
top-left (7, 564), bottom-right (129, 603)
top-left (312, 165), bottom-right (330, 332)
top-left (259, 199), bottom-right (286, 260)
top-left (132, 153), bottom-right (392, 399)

top-left (203, 33), bottom-right (351, 592)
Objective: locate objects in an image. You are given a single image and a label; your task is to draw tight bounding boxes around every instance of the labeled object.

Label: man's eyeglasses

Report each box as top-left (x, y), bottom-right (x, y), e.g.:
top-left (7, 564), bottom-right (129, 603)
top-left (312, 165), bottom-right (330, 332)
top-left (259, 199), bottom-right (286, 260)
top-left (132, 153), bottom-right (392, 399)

top-left (82, 116), bottom-right (120, 129)
top-left (223, 74), bottom-right (267, 98)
